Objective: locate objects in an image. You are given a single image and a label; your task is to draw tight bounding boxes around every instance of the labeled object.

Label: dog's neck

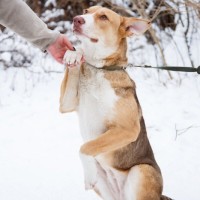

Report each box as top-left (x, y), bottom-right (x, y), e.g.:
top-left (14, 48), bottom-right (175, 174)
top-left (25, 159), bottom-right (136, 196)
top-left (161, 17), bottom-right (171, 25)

top-left (82, 38), bottom-right (128, 69)
top-left (104, 38), bottom-right (128, 67)
top-left (84, 56), bottom-right (105, 69)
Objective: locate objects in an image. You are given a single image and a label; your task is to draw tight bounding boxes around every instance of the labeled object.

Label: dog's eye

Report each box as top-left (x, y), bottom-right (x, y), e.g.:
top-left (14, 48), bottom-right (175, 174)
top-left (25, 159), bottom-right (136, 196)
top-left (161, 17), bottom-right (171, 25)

top-left (83, 9), bottom-right (88, 14)
top-left (99, 15), bottom-right (108, 21)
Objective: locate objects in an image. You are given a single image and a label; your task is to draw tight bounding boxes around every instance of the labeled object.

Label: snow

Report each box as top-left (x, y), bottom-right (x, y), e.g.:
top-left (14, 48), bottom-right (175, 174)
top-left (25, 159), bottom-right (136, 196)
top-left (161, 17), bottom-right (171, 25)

top-left (129, 69), bottom-right (200, 199)
top-left (1, 60), bottom-right (200, 200)
top-left (0, 67), bottom-right (99, 200)
top-left (1, 4), bottom-right (200, 199)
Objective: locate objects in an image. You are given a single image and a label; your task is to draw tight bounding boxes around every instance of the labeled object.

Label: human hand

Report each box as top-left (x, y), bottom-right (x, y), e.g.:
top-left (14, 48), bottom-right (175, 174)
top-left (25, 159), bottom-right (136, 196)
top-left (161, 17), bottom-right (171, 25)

top-left (47, 34), bottom-right (74, 63)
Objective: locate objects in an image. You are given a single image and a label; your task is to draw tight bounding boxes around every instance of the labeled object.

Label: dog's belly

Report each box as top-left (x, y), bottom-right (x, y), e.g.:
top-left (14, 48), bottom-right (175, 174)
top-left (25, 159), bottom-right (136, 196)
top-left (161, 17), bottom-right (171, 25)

top-left (77, 67), bottom-right (118, 142)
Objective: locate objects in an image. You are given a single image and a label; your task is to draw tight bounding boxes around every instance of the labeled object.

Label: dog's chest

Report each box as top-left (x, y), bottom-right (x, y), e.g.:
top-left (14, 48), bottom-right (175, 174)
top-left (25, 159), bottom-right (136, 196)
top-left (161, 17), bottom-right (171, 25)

top-left (77, 66), bottom-right (118, 141)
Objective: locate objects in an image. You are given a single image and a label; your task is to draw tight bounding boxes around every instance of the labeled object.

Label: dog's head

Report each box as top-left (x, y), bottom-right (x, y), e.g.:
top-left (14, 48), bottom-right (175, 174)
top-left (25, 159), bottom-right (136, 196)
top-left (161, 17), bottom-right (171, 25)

top-left (73, 6), bottom-right (151, 68)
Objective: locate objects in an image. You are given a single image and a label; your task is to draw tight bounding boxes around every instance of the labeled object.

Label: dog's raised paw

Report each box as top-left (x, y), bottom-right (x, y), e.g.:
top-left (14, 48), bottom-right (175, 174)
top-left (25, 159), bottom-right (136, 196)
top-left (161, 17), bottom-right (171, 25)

top-left (63, 48), bottom-right (83, 68)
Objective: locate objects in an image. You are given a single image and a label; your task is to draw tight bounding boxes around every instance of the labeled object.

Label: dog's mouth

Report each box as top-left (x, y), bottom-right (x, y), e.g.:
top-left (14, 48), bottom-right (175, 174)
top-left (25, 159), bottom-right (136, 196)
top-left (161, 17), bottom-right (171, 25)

top-left (73, 28), bottom-right (98, 43)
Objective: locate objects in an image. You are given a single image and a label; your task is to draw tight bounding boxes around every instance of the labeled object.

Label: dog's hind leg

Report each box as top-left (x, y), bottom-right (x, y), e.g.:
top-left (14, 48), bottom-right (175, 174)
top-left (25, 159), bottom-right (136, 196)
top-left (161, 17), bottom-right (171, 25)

top-left (123, 164), bottom-right (163, 200)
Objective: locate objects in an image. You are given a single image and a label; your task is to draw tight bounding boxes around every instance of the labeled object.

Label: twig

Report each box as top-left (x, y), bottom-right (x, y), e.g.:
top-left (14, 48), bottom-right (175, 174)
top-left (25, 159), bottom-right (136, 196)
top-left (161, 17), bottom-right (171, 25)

top-left (183, 3), bottom-right (195, 67)
top-left (175, 124), bottom-right (200, 140)
top-left (150, 0), bottom-right (164, 22)
top-left (133, 2), bottom-right (173, 79)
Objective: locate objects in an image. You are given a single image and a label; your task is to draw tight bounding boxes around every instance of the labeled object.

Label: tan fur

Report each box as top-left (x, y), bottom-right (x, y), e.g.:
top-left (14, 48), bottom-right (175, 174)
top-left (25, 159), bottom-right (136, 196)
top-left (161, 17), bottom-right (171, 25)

top-left (80, 125), bottom-right (140, 156)
top-left (104, 38), bottom-right (128, 67)
top-left (59, 67), bottom-right (79, 113)
top-left (137, 164), bottom-right (163, 200)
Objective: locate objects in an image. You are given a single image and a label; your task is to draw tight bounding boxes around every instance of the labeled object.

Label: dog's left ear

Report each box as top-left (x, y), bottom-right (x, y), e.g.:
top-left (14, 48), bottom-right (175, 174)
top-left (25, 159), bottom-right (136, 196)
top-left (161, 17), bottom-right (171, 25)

top-left (124, 17), bottom-right (151, 37)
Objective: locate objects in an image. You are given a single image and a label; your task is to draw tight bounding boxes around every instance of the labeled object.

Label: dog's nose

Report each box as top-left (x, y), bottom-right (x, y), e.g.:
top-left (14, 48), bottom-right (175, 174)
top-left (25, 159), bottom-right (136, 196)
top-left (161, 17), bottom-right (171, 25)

top-left (73, 16), bottom-right (85, 26)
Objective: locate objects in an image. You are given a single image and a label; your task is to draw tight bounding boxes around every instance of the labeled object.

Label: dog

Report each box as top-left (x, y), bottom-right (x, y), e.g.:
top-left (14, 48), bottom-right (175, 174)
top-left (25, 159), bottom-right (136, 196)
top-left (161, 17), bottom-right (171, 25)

top-left (60, 6), bottom-right (172, 200)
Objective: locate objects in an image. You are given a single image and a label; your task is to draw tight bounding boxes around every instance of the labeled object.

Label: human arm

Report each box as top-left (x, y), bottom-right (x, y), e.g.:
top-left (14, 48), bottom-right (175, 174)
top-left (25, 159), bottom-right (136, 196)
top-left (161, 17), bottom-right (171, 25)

top-left (0, 0), bottom-right (73, 55)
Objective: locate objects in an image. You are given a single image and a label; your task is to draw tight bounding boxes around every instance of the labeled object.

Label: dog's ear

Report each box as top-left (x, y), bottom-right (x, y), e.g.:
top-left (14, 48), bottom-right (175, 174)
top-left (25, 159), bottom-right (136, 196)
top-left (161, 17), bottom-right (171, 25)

top-left (124, 17), bottom-right (151, 37)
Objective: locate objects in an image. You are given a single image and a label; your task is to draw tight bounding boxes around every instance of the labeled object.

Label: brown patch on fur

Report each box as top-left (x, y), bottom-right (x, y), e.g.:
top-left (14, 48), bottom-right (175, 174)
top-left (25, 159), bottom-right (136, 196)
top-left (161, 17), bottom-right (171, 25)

top-left (137, 164), bottom-right (163, 200)
top-left (109, 117), bottom-right (160, 171)
top-left (104, 70), bottom-right (135, 96)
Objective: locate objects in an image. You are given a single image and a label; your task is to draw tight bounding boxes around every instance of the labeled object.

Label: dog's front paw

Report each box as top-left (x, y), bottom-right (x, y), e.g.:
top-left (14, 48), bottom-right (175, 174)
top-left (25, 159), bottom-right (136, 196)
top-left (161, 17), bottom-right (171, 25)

top-left (79, 153), bottom-right (98, 190)
top-left (63, 48), bottom-right (83, 68)
top-left (84, 175), bottom-right (98, 190)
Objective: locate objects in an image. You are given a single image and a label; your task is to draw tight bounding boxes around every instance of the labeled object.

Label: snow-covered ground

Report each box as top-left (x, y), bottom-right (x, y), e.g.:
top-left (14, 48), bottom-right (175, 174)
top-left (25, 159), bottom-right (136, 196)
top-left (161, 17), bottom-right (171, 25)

top-left (1, 8), bottom-right (200, 197)
top-left (0, 60), bottom-right (200, 200)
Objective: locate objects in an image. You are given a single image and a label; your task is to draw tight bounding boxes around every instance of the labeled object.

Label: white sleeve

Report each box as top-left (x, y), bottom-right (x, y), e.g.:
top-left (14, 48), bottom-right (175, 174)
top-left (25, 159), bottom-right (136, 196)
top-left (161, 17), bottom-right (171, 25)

top-left (0, 0), bottom-right (60, 50)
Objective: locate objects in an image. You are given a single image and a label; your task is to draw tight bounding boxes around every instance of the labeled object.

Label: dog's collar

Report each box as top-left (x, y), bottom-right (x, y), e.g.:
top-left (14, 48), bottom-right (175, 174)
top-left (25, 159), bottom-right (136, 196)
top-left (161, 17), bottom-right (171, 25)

top-left (86, 62), bottom-right (127, 71)
top-left (101, 65), bottom-right (127, 71)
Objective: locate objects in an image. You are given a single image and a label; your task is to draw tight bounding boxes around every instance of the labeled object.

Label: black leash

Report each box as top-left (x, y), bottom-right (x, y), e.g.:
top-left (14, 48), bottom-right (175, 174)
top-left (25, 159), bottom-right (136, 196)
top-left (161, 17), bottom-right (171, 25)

top-left (126, 64), bottom-right (200, 74)
top-left (91, 63), bottom-right (200, 74)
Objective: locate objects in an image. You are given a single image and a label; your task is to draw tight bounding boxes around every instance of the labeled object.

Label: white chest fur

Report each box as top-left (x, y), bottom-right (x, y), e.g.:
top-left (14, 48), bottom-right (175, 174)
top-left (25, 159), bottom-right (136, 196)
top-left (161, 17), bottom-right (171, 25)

top-left (77, 65), bottom-right (118, 142)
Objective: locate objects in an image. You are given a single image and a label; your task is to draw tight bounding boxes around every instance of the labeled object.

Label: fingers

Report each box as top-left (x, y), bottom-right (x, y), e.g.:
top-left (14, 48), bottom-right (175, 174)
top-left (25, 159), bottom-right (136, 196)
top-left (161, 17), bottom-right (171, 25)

top-left (61, 34), bottom-right (74, 50)
top-left (47, 34), bottom-right (75, 63)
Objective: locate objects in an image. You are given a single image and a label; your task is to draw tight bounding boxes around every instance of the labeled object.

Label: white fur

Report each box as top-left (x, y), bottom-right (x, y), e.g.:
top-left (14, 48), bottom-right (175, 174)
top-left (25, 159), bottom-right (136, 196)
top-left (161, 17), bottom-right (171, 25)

top-left (81, 152), bottom-right (117, 200)
top-left (63, 48), bottom-right (83, 65)
top-left (79, 153), bottom-right (98, 190)
top-left (123, 166), bottom-right (141, 200)
top-left (96, 155), bottom-right (128, 200)
top-left (81, 14), bottom-right (95, 36)
top-left (78, 65), bottom-right (118, 141)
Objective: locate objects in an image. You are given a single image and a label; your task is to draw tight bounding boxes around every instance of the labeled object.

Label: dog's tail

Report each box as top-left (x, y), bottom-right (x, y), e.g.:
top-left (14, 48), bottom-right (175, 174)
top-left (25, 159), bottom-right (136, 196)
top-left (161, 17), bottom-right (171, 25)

top-left (161, 195), bottom-right (173, 200)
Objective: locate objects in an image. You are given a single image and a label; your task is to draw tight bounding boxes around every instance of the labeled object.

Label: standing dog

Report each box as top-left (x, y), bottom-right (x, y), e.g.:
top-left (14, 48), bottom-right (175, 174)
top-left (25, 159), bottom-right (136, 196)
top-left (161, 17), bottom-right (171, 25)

top-left (60, 6), bottom-right (171, 200)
